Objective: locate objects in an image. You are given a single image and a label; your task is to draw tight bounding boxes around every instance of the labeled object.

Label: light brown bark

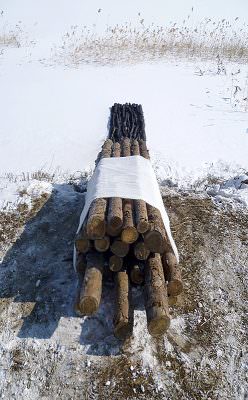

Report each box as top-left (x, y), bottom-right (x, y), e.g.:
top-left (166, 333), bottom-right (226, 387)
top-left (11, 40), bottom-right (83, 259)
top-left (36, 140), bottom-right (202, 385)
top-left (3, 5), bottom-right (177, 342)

top-left (113, 270), bottom-right (133, 339)
top-left (162, 252), bottom-right (183, 296)
top-left (144, 253), bottom-right (171, 336)
top-left (79, 252), bottom-right (104, 315)
top-left (107, 142), bottom-right (123, 231)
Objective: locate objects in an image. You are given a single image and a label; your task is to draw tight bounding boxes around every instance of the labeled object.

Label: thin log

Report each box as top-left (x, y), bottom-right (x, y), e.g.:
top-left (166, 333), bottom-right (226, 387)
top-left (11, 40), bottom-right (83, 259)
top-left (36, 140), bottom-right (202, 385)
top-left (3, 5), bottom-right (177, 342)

top-left (110, 238), bottom-right (129, 257)
top-left (74, 253), bottom-right (87, 316)
top-left (162, 252), bottom-right (183, 296)
top-left (79, 252), bottom-right (104, 315)
top-left (121, 138), bottom-right (139, 243)
top-left (131, 139), bottom-right (149, 234)
top-left (94, 236), bottom-right (110, 252)
top-left (75, 223), bottom-right (91, 253)
top-left (109, 254), bottom-right (123, 272)
top-left (130, 263), bottom-right (145, 285)
top-left (134, 240), bottom-right (150, 260)
top-left (144, 253), bottom-right (171, 336)
top-left (86, 140), bottom-right (112, 239)
top-left (113, 270), bottom-right (133, 339)
top-left (107, 142), bottom-right (123, 231)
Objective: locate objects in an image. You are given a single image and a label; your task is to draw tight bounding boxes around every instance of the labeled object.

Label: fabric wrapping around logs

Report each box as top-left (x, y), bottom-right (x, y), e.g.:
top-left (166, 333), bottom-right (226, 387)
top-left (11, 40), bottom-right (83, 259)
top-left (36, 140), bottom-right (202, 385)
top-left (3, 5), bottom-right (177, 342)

top-left (73, 155), bottom-right (179, 269)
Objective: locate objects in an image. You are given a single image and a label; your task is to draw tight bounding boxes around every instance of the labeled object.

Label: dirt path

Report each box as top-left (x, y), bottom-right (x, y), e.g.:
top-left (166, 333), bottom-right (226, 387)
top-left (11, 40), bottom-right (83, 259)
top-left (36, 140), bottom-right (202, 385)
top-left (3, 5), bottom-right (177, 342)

top-left (0, 184), bottom-right (247, 399)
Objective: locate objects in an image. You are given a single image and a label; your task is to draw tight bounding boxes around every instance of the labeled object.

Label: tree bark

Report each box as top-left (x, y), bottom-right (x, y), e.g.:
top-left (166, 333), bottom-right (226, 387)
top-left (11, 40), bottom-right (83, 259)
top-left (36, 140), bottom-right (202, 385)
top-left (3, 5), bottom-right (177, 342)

top-left (79, 252), bottom-right (104, 315)
top-left (131, 139), bottom-right (149, 234)
top-left (144, 253), bottom-right (171, 336)
top-left (107, 142), bottom-right (123, 231)
top-left (75, 223), bottom-right (91, 253)
top-left (113, 270), bottom-right (133, 339)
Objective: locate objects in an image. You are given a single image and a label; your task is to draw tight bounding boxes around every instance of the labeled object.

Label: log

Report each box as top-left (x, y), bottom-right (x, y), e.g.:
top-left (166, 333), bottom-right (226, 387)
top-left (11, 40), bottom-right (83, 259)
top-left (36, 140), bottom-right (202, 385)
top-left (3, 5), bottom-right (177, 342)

top-left (109, 254), bottom-right (123, 272)
top-left (113, 270), bottom-right (133, 339)
top-left (106, 224), bottom-right (122, 237)
top-left (162, 252), bottom-right (183, 296)
top-left (138, 139), bottom-right (169, 253)
top-left (134, 240), bottom-right (150, 260)
top-left (110, 238), bottom-right (129, 257)
top-left (107, 142), bottom-right (123, 231)
top-left (130, 263), bottom-right (144, 285)
top-left (121, 138), bottom-right (139, 243)
top-left (86, 140), bottom-right (112, 239)
top-left (75, 224), bottom-right (91, 253)
top-left (131, 139), bottom-right (149, 234)
top-left (78, 252), bottom-right (104, 315)
top-left (94, 236), bottom-right (110, 252)
top-left (144, 253), bottom-right (171, 336)
top-left (74, 253), bottom-right (87, 316)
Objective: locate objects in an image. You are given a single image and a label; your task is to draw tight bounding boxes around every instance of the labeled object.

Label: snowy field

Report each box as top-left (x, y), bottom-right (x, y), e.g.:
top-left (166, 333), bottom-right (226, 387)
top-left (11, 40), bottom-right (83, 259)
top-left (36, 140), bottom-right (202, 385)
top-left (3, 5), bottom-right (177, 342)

top-left (0, 1), bottom-right (248, 399)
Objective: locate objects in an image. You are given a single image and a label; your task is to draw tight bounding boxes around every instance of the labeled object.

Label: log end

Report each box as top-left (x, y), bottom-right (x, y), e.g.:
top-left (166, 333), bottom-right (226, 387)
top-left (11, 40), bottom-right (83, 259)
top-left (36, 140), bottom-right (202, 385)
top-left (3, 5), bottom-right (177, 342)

top-left (147, 314), bottom-right (171, 337)
top-left (79, 297), bottom-right (99, 315)
top-left (144, 231), bottom-right (165, 253)
top-left (114, 321), bottom-right (133, 340)
top-left (167, 279), bottom-right (183, 296)
top-left (109, 216), bottom-right (123, 231)
top-left (109, 255), bottom-right (123, 272)
top-left (94, 236), bottom-right (110, 252)
top-left (130, 265), bottom-right (144, 285)
top-left (121, 227), bottom-right (139, 244)
top-left (75, 238), bottom-right (90, 253)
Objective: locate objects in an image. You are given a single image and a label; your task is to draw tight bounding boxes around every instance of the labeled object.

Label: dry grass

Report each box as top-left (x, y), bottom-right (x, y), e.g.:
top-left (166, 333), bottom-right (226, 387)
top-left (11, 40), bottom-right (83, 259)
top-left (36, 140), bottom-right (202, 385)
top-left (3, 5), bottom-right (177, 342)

top-left (52, 17), bottom-right (248, 66)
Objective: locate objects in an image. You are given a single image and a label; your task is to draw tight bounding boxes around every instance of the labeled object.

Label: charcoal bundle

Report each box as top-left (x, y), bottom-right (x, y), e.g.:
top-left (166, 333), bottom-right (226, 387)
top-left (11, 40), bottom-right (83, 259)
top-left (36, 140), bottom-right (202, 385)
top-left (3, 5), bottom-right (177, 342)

top-left (74, 103), bottom-right (183, 339)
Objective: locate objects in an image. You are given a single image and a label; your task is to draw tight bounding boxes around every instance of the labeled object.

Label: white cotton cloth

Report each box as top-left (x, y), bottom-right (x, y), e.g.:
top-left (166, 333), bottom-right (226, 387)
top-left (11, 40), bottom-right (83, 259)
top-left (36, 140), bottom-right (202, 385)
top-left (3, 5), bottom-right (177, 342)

top-left (74, 155), bottom-right (179, 269)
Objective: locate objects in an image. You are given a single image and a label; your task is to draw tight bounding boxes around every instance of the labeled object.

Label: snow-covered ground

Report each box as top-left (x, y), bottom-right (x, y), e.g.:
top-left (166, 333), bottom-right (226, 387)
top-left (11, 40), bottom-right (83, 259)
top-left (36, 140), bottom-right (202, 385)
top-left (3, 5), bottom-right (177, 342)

top-left (0, 1), bottom-right (248, 399)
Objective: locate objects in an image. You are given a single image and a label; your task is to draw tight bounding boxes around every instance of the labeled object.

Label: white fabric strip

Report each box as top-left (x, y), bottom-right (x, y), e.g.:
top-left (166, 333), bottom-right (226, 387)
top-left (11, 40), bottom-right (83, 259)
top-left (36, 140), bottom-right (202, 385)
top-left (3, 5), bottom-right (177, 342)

top-left (74, 155), bottom-right (179, 267)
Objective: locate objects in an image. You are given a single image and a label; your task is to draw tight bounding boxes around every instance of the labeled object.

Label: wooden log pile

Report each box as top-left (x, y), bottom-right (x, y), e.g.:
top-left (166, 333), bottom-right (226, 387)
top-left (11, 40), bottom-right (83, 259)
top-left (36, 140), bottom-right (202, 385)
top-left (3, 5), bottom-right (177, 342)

top-left (74, 103), bottom-right (183, 339)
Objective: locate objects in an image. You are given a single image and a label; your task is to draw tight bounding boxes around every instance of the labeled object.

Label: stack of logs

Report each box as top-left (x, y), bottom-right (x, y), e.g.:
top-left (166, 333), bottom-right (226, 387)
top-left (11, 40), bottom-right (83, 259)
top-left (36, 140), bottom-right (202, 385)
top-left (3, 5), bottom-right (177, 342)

top-left (74, 104), bottom-right (183, 339)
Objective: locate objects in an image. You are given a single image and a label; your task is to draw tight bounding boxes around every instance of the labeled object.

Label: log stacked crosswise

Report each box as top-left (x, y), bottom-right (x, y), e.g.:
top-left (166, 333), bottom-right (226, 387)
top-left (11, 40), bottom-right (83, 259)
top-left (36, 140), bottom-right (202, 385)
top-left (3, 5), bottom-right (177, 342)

top-left (74, 103), bottom-right (183, 339)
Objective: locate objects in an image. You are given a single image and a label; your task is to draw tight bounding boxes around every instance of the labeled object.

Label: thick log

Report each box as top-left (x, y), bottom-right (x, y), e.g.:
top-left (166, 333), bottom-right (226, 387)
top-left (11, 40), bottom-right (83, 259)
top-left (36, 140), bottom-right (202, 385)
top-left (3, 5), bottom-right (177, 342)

top-left (106, 224), bottom-right (122, 237)
top-left (113, 270), bottom-right (133, 339)
top-left (144, 253), bottom-right (171, 336)
top-left (110, 238), bottom-right (129, 257)
top-left (121, 199), bottom-right (139, 243)
top-left (86, 140), bottom-right (112, 239)
top-left (130, 263), bottom-right (144, 285)
top-left (79, 252), bottom-right (104, 315)
top-left (138, 139), bottom-right (168, 253)
top-left (121, 138), bottom-right (139, 244)
top-left (75, 224), bottom-right (91, 253)
top-left (134, 240), bottom-right (150, 260)
top-left (109, 254), bottom-right (123, 272)
top-left (107, 142), bottom-right (123, 231)
top-left (162, 252), bottom-right (183, 296)
top-left (94, 236), bottom-right (110, 252)
top-left (131, 139), bottom-right (149, 234)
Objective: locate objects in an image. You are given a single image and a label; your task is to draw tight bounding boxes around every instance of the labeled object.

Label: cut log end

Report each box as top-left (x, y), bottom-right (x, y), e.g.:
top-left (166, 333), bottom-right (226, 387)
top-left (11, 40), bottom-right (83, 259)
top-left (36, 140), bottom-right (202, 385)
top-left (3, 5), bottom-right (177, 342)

top-left (147, 313), bottom-right (171, 337)
top-left (110, 239), bottom-right (129, 257)
top-left (109, 215), bottom-right (123, 231)
top-left (75, 238), bottom-right (91, 253)
top-left (94, 236), bottom-right (110, 252)
top-left (130, 264), bottom-right (144, 285)
top-left (114, 321), bottom-right (133, 340)
top-left (144, 230), bottom-right (165, 253)
top-left (79, 297), bottom-right (99, 315)
top-left (109, 255), bottom-right (123, 272)
top-left (121, 227), bottom-right (139, 244)
top-left (167, 279), bottom-right (183, 296)
top-left (134, 241), bottom-right (150, 261)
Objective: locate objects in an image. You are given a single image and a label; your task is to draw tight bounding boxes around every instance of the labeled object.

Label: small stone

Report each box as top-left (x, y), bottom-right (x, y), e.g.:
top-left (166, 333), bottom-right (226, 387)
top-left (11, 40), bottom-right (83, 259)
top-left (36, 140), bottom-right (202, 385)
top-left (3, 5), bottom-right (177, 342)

top-left (105, 381), bottom-right (111, 386)
top-left (140, 385), bottom-right (145, 393)
top-left (217, 349), bottom-right (223, 357)
top-left (198, 302), bottom-right (203, 308)
top-left (87, 360), bottom-right (91, 367)
top-left (36, 279), bottom-right (41, 287)
top-left (133, 388), bottom-right (136, 393)
top-left (130, 365), bottom-right (134, 371)
top-left (165, 361), bottom-right (171, 367)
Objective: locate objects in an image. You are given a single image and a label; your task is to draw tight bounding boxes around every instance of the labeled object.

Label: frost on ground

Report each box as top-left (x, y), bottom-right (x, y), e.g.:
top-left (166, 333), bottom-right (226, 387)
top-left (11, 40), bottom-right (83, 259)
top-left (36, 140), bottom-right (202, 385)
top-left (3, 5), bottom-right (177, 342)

top-left (0, 176), bottom-right (247, 399)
